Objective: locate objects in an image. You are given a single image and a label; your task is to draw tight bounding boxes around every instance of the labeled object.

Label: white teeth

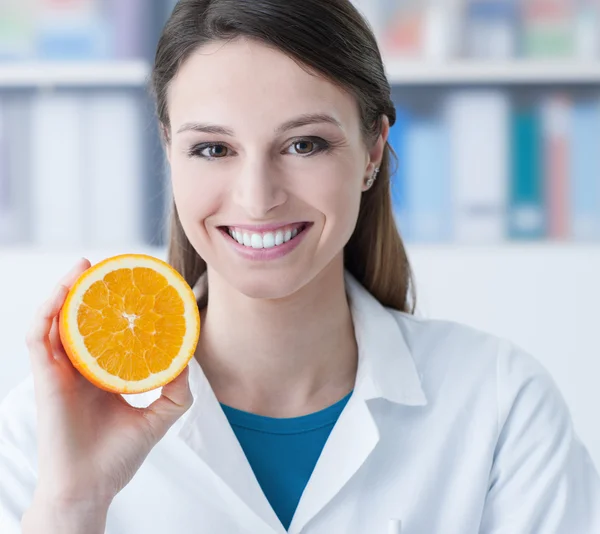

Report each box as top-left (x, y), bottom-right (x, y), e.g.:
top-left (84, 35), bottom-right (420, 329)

top-left (263, 232), bottom-right (275, 248)
top-left (250, 234), bottom-right (263, 248)
top-left (228, 226), bottom-right (305, 249)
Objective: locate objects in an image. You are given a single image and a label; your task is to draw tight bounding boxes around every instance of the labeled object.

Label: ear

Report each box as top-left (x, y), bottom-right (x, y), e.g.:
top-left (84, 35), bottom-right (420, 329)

top-left (362, 115), bottom-right (390, 191)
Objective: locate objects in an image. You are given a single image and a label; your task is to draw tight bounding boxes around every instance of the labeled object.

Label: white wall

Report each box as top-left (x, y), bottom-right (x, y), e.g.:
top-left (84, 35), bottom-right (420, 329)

top-left (1, 244), bottom-right (598, 470)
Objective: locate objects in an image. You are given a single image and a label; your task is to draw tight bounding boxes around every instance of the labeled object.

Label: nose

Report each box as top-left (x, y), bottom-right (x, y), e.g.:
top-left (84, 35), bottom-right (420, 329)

top-left (232, 156), bottom-right (287, 218)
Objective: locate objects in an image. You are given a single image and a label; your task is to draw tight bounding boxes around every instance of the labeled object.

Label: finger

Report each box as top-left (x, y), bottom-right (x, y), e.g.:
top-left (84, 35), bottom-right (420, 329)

top-left (26, 258), bottom-right (90, 373)
top-left (59, 257), bottom-right (91, 289)
top-left (141, 366), bottom-right (193, 441)
top-left (26, 284), bottom-right (69, 374)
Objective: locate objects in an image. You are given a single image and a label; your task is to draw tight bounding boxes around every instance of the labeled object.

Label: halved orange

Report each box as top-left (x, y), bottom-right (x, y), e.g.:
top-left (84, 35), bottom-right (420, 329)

top-left (59, 254), bottom-right (200, 394)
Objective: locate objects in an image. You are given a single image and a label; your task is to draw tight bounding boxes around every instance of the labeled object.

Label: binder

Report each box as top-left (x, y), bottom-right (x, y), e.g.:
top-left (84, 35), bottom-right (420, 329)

top-left (445, 91), bottom-right (509, 243)
top-left (569, 100), bottom-right (600, 241)
top-left (30, 91), bottom-right (86, 247)
top-left (405, 116), bottom-right (452, 242)
top-left (541, 95), bottom-right (571, 240)
top-left (84, 91), bottom-right (144, 248)
top-left (509, 107), bottom-right (545, 239)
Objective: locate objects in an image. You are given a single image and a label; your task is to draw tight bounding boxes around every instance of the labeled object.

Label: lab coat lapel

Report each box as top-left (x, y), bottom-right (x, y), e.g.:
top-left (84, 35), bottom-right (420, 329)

top-left (287, 394), bottom-right (379, 534)
top-left (289, 272), bottom-right (428, 532)
top-left (177, 358), bottom-right (286, 534)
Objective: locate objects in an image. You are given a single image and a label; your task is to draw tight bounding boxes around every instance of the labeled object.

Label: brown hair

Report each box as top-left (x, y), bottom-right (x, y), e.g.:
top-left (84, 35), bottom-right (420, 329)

top-left (150, 0), bottom-right (416, 313)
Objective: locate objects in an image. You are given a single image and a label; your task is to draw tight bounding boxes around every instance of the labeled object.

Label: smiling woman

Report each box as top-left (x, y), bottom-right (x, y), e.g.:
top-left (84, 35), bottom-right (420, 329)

top-left (153, 1), bottom-right (411, 311)
top-left (2, 1), bottom-right (600, 534)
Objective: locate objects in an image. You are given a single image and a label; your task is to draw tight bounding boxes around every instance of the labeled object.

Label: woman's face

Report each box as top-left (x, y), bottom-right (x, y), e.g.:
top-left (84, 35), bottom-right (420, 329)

top-left (166, 37), bottom-right (387, 299)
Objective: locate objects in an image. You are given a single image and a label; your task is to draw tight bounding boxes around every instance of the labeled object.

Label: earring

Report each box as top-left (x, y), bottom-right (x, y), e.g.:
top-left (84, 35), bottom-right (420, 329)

top-left (365, 167), bottom-right (380, 190)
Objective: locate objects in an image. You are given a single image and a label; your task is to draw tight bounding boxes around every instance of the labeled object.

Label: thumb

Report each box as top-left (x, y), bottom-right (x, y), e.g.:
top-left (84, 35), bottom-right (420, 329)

top-left (141, 366), bottom-right (194, 441)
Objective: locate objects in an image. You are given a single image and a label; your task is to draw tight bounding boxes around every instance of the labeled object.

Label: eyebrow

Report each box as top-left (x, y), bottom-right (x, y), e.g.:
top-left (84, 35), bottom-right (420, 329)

top-left (176, 113), bottom-right (343, 136)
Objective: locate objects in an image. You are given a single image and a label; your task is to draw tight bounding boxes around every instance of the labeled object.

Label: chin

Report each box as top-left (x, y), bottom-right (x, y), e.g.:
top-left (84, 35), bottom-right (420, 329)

top-left (230, 269), bottom-right (308, 301)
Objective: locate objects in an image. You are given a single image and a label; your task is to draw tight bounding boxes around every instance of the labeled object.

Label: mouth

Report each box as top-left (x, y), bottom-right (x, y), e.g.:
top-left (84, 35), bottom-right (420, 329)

top-left (218, 222), bottom-right (311, 249)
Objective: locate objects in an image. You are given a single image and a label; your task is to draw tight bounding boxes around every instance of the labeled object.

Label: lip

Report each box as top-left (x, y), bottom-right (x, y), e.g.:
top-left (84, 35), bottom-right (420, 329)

top-left (219, 222), bottom-right (313, 261)
top-left (222, 221), bottom-right (307, 233)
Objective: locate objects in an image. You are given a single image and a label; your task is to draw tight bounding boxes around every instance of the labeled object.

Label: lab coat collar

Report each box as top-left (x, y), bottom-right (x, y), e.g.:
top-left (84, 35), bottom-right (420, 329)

top-left (187, 269), bottom-right (427, 407)
top-left (175, 269), bottom-right (427, 533)
top-left (344, 270), bottom-right (428, 407)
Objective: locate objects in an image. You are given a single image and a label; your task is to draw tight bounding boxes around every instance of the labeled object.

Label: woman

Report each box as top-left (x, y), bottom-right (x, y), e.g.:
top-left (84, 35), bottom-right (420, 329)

top-left (2, 0), bottom-right (600, 532)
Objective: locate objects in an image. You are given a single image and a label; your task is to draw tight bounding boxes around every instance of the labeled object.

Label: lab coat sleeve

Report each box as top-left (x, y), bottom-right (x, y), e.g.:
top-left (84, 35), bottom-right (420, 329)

top-left (0, 376), bottom-right (38, 533)
top-left (478, 342), bottom-right (600, 533)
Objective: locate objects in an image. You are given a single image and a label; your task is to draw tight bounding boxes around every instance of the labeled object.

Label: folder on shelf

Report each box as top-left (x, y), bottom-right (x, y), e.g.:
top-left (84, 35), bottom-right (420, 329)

top-left (445, 91), bottom-right (509, 243)
top-left (463, 0), bottom-right (518, 59)
top-left (569, 100), bottom-right (600, 241)
top-left (105, 0), bottom-right (147, 59)
top-left (84, 91), bottom-right (144, 248)
top-left (36, 0), bottom-right (111, 60)
top-left (0, 94), bottom-right (32, 245)
top-left (509, 106), bottom-right (545, 239)
top-left (541, 95), bottom-right (571, 240)
top-left (31, 91), bottom-right (87, 247)
top-left (0, 97), bottom-right (9, 242)
top-left (405, 115), bottom-right (451, 243)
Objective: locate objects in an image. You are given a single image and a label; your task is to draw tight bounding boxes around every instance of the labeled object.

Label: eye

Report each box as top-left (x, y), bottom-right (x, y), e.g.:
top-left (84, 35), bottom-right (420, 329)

top-left (293, 140), bottom-right (315, 154)
top-left (286, 137), bottom-right (330, 156)
top-left (188, 143), bottom-right (230, 160)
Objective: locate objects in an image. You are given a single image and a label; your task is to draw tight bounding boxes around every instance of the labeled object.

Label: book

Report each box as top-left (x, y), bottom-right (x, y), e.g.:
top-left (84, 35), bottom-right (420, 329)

top-left (36, 0), bottom-right (110, 60)
top-left (522, 0), bottom-right (575, 58)
top-left (541, 95), bottom-right (571, 240)
top-left (404, 116), bottom-right (452, 242)
top-left (574, 0), bottom-right (600, 59)
top-left (30, 91), bottom-right (86, 247)
top-left (569, 99), bottom-right (600, 241)
top-left (0, 94), bottom-right (32, 244)
top-left (509, 106), bottom-right (545, 239)
top-left (445, 91), bottom-right (509, 243)
top-left (380, 0), bottom-right (426, 58)
top-left (105, 0), bottom-right (148, 59)
top-left (0, 0), bottom-right (35, 60)
top-left (0, 98), bottom-right (9, 242)
top-left (463, 0), bottom-right (518, 59)
top-left (84, 91), bottom-right (145, 248)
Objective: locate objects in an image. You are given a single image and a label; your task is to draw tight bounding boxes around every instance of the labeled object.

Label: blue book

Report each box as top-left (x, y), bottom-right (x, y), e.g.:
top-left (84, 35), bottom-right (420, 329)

top-left (36, 1), bottom-right (110, 60)
top-left (569, 101), bottom-right (600, 241)
top-left (388, 106), bottom-right (410, 240)
top-left (509, 108), bottom-right (545, 239)
top-left (465, 0), bottom-right (518, 58)
top-left (405, 117), bottom-right (452, 243)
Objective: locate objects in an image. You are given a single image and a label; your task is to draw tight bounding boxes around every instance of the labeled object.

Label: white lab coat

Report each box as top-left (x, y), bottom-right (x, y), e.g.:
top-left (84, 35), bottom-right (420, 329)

top-left (1, 272), bottom-right (599, 533)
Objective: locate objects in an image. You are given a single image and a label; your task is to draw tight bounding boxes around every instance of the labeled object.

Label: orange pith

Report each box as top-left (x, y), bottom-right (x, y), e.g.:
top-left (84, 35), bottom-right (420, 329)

top-left (59, 254), bottom-right (200, 394)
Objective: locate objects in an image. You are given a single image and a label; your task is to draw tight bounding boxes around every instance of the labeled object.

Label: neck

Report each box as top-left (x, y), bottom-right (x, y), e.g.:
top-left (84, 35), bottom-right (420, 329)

top-left (195, 257), bottom-right (358, 417)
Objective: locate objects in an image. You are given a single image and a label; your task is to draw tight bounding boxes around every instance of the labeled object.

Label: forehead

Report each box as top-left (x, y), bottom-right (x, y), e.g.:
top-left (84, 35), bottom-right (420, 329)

top-left (167, 37), bottom-right (360, 135)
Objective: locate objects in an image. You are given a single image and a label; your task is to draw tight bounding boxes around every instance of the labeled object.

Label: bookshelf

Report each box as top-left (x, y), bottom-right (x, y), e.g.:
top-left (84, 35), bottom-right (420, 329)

top-left (386, 60), bottom-right (600, 85)
top-left (0, 60), bottom-right (151, 88)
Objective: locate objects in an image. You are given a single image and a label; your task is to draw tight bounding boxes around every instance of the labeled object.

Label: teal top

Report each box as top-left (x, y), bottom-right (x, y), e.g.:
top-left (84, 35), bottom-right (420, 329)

top-left (221, 391), bottom-right (353, 530)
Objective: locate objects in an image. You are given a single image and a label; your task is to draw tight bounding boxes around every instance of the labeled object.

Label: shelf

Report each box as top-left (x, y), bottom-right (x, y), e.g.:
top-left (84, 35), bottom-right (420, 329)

top-left (4, 242), bottom-right (600, 260)
top-left (0, 60), bottom-right (151, 88)
top-left (385, 60), bottom-right (600, 85)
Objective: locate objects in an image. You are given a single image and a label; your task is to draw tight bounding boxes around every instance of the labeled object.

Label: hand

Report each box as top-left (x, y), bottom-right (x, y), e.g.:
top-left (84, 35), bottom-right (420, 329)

top-left (25, 257), bottom-right (194, 508)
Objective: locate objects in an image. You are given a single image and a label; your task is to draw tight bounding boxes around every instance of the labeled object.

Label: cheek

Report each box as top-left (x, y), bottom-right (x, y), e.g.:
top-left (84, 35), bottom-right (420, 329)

top-left (296, 161), bottom-right (363, 239)
top-left (170, 161), bottom-right (222, 233)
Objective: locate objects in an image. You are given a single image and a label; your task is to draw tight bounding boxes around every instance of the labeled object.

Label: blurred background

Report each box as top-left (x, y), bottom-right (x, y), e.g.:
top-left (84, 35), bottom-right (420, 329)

top-left (1, 0), bottom-right (600, 469)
